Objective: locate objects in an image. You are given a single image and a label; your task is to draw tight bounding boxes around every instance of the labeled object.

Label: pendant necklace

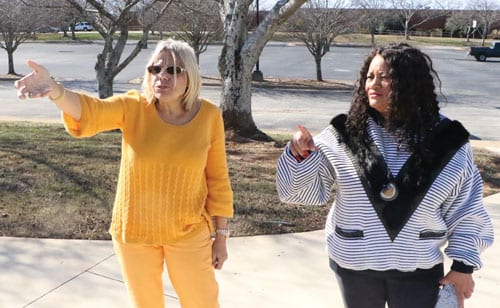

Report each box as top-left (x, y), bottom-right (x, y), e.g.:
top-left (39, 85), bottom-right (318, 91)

top-left (380, 182), bottom-right (398, 201)
top-left (379, 166), bottom-right (399, 202)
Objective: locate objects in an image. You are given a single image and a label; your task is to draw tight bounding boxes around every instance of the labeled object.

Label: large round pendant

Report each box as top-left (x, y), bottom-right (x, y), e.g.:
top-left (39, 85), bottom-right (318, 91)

top-left (380, 182), bottom-right (398, 201)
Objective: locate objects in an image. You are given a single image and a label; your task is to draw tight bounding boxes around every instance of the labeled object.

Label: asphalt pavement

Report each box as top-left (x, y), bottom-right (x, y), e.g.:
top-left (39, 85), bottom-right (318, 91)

top-left (2, 79), bottom-right (500, 141)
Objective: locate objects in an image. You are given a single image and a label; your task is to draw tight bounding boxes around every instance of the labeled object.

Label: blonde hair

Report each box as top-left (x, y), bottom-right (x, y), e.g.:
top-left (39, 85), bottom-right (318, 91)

top-left (142, 39), bottom-right (201, 110)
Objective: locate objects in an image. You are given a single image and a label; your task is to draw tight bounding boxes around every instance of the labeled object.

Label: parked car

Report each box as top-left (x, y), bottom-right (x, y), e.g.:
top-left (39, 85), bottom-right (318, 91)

top-left (70, 22), bottom-right (94, 31)
top-left (468, 42), bottom-right (500, 61)
top-left (39, 25), bottom-right (61, 33)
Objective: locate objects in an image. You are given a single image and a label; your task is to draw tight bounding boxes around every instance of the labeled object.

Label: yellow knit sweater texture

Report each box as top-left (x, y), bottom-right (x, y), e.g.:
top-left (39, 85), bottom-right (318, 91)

top-left (63, 90), bottom-right (234, 244)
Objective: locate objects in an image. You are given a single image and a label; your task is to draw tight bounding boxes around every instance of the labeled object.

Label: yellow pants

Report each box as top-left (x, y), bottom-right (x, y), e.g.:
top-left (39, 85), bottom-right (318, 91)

top-left (113, 227), bottom-right (219, 308)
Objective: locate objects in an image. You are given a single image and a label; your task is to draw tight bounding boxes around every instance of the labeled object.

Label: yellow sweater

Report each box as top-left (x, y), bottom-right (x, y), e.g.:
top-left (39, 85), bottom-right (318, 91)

top-left (63, 90), bottom-right (234, 244)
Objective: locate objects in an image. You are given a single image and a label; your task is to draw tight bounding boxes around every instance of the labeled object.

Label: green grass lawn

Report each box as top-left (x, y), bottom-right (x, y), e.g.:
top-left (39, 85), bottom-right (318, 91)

top-left (0, 122), bottom-right (498, 240)
top-left (32, 31), bottom-right (493, 48)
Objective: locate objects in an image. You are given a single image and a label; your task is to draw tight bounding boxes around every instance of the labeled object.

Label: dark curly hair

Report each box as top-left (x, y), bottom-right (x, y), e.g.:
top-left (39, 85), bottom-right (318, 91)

top-left (347, 43), bottom-right (441, 152)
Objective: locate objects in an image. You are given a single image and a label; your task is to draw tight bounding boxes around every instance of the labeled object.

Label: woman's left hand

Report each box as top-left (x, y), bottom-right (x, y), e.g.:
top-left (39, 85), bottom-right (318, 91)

top-left (439, 271), bottom-right (474, 307)
top-left (212, 237), bottom-right (228, 270)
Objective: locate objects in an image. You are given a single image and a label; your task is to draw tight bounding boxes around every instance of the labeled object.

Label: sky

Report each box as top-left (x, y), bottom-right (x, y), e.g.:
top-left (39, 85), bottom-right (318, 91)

top-left (257, 0), bottom-right (276, 9)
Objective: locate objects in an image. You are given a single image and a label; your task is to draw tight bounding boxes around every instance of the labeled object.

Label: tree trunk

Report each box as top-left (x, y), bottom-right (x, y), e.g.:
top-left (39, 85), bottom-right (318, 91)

top-left (93, 27), bottom-right (149, 98)
top-left (66, 0), bottom-right (172, 98)
top-left (217, 0), bottom-right (307, 141)
top-left (219, 48), bottom-right (270, 140)
top-left (94, 36), bottom-right (118, 98)
top-left (7, 49), bottom-right (15, 75)
top-left (96, 64), bottom-right (114, 98)
top-left (481, 25), bottom-right (488, 46)
top-left (315, 56), bottom-right (323, 81)
top-left (405, 20), bottom-right (410, 40)
top-left (218, 0), bottom-right (268, 140)
top-left (2, 32), bottom-right (18, 75)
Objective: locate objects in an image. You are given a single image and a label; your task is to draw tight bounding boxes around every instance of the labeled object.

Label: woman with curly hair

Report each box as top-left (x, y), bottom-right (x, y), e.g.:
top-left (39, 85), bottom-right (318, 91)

top-left (276, 43), bottom-right (493, 308)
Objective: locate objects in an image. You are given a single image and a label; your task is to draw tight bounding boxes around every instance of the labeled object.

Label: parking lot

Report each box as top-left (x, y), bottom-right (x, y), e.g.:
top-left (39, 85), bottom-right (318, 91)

top-left (1, 42), bottom-right (499, 140)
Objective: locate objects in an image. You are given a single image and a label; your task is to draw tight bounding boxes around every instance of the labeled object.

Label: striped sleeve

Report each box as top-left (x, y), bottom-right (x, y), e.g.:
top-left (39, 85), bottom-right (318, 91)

top-left (442, 143), bottom-right (494, 270)
top-left (276, 142), bottom-right (335, 206)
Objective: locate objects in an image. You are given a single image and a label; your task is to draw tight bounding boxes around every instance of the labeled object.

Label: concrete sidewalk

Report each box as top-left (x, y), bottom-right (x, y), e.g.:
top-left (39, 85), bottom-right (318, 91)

top-left (1, 193), bottom-right (499, 308)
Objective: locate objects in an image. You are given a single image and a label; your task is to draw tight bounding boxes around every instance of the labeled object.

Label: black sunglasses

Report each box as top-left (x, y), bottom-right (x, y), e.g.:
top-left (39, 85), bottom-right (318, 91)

top-left (147, 65), bottom-right (185, 75)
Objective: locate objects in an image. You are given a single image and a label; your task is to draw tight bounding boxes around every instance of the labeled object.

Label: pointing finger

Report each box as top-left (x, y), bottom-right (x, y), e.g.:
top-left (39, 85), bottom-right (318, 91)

top-left (297, 124), bottom-right (311, 137)
top-left (297, 124), bottom-right (317, 151)
top-left (26, 59), bottom-right (41, 71)
top-left (26, 59), bottom-right (49, 76)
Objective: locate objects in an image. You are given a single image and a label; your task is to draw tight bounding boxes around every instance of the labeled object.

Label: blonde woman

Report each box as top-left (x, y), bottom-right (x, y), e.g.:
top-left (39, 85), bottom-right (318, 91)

top-left (15, 39), bottom-right (233, 308)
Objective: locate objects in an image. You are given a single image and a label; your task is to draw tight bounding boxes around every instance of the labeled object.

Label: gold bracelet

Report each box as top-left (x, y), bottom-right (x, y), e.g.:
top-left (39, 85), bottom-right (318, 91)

top-left (49, 84), bottom-right (65, 101)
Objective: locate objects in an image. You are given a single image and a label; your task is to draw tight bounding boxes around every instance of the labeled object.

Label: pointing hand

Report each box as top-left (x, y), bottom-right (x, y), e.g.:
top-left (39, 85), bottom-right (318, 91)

top-left (289, 125), bottom-right (317, 161)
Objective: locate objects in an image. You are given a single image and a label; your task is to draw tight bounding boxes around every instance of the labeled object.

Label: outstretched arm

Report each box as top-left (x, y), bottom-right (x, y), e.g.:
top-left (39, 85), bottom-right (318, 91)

top-left (14, 60), bottom-right (82, 120)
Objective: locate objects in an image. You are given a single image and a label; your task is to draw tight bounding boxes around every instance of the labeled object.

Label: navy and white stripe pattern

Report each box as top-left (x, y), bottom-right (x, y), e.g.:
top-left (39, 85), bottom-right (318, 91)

top-left (276, 116), bottom-right (494, 272)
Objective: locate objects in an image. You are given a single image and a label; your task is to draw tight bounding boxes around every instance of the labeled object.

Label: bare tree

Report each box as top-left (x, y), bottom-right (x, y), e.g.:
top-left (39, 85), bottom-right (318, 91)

top-left (63, 0), bottom-right (175, 98)
top-left (351, 0), bottom-right (389, 45)
top-left (469, 0), bottom-right (499, 46)
top-left (161, 0), bottom-right (222, 63)
top-left (0, 0), bottom-right (41, 75)
top-left (445, 10), bottom-right (472, 38)
top-left (391, 0), bottom-right (442, 39)
top-left (215, 0), bottom-right (307, 140)
top-left (22, 0), bottom-right (81, 38)
top-left (287, 0), bottom-right (351, 81)
top-left (57, 6), bottom-right (82, 38)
